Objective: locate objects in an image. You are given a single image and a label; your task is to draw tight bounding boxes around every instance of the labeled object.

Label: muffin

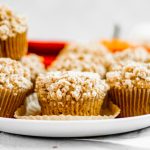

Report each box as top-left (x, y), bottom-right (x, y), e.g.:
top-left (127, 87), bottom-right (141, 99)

top-left (0, 58), bottom-right (33, 117)
top-left (59, 42), bottom-right (115, 69)
top-left (48, 53), bottom-right (106, 78)
top-left (0, 5), bottom-right (28, 59)
top-left (108, 47), bottom-right (150, 71)
top-left (107, 61), bottom-right (150, 117)
top-left (114, 47), bottom-right (150, 63)
top-left (21, 54), bottom-right (45, 82)
top-left (35, 71), bottom-right (109, 116)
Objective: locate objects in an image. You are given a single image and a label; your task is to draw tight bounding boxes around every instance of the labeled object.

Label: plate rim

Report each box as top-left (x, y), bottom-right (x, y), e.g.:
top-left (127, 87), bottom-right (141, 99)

top-left (0, 114), bottom-right (150, 124)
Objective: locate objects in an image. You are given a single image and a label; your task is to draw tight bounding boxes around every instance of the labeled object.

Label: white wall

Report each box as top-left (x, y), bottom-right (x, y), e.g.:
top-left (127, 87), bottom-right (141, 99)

top-left (0, 0), bottom-right (150, 42)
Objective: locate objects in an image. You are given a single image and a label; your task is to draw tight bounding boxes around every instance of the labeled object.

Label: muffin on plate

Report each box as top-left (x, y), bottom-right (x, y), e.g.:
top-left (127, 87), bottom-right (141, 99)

top-left (35, 71), bottom-right (109, 116)
top-left (21, 54), bottom-right (45, 83)
top-left (48, 53), bottom-right (106, 78)
top-left (107, 61), bottom-right (150, 117)
top-left (0, 58), bottom-right (33, 117)
top-left (0, 5), bottom-right (28, 59)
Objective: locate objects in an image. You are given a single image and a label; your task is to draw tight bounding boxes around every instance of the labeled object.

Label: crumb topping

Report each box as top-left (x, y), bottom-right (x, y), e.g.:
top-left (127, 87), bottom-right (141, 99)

top-left (21, 54), bottom-right (45, 81)
top-left (36, 71), bottom-right (109, 102)
top-left (114, 47), bottom-right (150, 63)
top-left (60, 42), bottom-right (115, 68)
top-left (107, 61), bottom-right (150, 88)
top-left (0, 5), bottom-right (27, 40)
top-left (49, 53), bottom-right (106, 78)
top-left (0, 58), bottom-right (32, 90)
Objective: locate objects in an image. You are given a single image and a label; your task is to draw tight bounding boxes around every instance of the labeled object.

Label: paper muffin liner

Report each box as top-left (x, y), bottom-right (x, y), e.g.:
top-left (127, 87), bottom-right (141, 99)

top-left (14, 100), bottom-right (120, 120)
top-left (39, 98), bottom-right (104, 116)
top-left (0, 88), bottom-right (28, 118)
top-left (0, 31), bottom-right (28, 60)
top-left (109, 87), bottom-right (150, 117)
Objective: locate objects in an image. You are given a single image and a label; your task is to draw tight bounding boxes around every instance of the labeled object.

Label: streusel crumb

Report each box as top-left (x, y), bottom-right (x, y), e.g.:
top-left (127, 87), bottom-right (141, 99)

top-left (36, 71), bottom-right (109, 102)
top-left (114, 47), bottom-right (150, 63)
top-left (107, 61), bottom-right (150, 88)
top-left (48, 53), bottom-right (106, 78)
top-left (60, 42), bottom-right (115, 68)
top-left (0, 58), bottom-right (32, 91)
top-left (0, 5), bottom-right (27, 40)
top-left (21, 54), bottom-right (45, 81)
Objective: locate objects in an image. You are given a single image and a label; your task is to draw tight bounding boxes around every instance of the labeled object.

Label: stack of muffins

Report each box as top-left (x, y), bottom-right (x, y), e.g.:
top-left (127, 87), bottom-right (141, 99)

top-left (0, 6), bottom-right (45, 118)
top-left (15, 42), bottom-right (121, 119)
top-left (1, 5), bottom-right (149, 120)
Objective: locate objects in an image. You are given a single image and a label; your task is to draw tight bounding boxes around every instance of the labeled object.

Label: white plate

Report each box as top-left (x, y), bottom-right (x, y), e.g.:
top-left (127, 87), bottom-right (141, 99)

top-left (0, 115), bottom-right (150, 137)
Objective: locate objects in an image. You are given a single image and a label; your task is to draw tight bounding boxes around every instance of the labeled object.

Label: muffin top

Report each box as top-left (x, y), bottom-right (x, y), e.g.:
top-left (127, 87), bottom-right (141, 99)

top-left (0, 5), bottom-right (27, 40)
top-left (0, 58), bottom-right (32, 91)
top-left (114, 47), bottom-right (150, 63)
top-left (60, 42), bottom-right (115, 68)
top-left (36, 71), bottom-right (109, 102)
top-left (107, 61), bottom-right (150, 88)
top-left (21, 54), bottom-right (45, 81)
top-left (48, 53), bottom-right (106, 78)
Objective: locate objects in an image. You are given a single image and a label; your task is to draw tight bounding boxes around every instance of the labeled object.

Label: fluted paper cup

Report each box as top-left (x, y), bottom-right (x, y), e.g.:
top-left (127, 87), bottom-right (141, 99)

top-left (39, 98), bottom-right (104, 116)
top-left (109, 87), bottom-right (150, 117)
top-left (14, 100), bottom-right (120, 120)
top-left (0, 88), bottom-right (28, 118)
top-left (0, 31), bottom-right (28, 60)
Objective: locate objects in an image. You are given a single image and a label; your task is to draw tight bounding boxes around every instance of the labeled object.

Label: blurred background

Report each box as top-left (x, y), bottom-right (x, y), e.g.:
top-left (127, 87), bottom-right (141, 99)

top-left (0, 0), bottom-right (150, 42)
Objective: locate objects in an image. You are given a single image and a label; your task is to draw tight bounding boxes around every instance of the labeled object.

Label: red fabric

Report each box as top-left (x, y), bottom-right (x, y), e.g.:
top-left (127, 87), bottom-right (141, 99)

top-left (28, 40), bottom-right (66, 67)
top-left (28, 40), bottom-right (67, 55)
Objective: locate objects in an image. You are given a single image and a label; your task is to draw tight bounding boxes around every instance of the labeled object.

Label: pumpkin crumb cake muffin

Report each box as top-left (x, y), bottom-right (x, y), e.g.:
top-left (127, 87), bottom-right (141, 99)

top-left (107, 61), bottom-right (150, 117)
top-left (35, 71), bottom-right (109, 116)
top-left (48, 53), bottom-right (106, 78)
top-left (114, 47), bottom-right (150, 63)
top-left (60, 42), bottom-right (115, 69)
top-left (109, 47), bottom-right (150, 71)
top-left (0, 5), bottom-right (28, 59)
top-left (0, 58), bottom-right (33, 117)
top-left (21, 54), bottom-right (45, 82)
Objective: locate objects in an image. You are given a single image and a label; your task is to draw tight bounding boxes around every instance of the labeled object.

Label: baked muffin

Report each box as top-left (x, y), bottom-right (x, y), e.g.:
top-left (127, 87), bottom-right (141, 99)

top-left (0, 58), bottom-right (33, 117)
top-left (108, 47), bottom-right (150, 71)
top-left (59, 42), bottom-right (115, 69)
top-left (48, 53), bottom-right (106, 78)
top-left (0, 5), bottom-right (28, 59)
top-left (36, 71), bottom-right (109, 116)
top-left (21, 54), bottom-right (45, 82)
top-left (107, 61), bottom-right (150, 117)
top-left (114, 47), bottom-right (150, 63)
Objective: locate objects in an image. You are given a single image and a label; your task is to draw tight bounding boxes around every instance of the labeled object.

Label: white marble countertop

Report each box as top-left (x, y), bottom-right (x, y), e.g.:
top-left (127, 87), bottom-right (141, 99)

top-left (0, 127), bottom-right (150, 150)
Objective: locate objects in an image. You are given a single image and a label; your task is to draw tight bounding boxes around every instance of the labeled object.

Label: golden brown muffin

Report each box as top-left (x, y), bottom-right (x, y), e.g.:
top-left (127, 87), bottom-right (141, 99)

top-left (0, 5), bottom-right (28, 59)
top-left (35, 71), bottom-right (109, 116)
top-left (0, 58), bottom-right (33, 117)
top-left (21, 54), bottom-right (45, 82)
top-left (48, 53), bottom-right (106, 78)
top-left (107, 61), bottom-right (150, 117)
top-left (60, 42), bottom-right (115, 69)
